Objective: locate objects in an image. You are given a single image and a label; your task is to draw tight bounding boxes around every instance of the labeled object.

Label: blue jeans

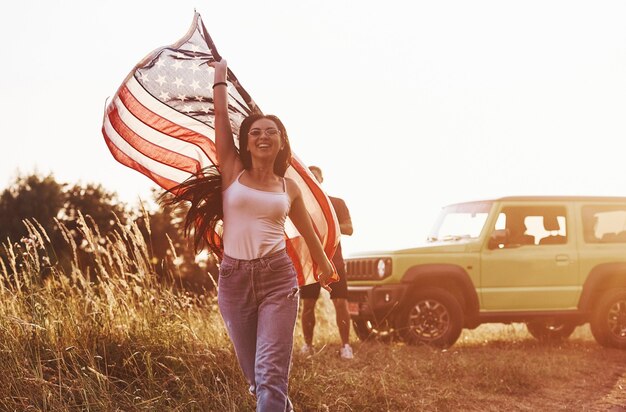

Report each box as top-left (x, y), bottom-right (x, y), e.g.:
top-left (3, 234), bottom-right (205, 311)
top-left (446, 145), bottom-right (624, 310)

top-left (218, 249), bottom-right (299, 412)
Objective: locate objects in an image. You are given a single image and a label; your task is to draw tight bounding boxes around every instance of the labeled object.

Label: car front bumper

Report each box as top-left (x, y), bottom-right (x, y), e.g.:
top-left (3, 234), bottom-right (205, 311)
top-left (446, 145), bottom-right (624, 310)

top-left (347, 284), bottom-right (408, 321)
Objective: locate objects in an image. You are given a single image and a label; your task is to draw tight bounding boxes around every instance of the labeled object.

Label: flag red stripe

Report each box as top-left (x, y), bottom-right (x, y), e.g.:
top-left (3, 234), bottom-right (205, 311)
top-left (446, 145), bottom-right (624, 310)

top-left (119, 85), bottom-right (219, 165)
top-left (290, 158), bottom-right (338, 260)
top-left (112, 94), bottom-right (213, 165)
top-left (102, 127), bottom-right (180, 190)
top-left (103, 113), bottom-right (191, 183)
top-left (108, 105), bottom-right (202, 175)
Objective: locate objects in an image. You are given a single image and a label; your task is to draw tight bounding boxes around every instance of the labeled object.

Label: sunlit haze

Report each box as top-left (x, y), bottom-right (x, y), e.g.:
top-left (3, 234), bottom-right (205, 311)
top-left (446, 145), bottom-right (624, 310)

top-left (2, 1), bottom-right (626, 256)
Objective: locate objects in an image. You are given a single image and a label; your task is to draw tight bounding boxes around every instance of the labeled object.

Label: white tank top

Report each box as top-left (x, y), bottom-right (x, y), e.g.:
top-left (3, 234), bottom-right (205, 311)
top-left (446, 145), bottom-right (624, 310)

top-left (222, 171), bottom-right (291, 260)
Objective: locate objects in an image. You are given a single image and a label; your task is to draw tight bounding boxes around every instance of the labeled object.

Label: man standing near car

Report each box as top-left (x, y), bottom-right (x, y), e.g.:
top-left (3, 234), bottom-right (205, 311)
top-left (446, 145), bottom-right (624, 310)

top-left (300, 166), bottom-right (354, 359)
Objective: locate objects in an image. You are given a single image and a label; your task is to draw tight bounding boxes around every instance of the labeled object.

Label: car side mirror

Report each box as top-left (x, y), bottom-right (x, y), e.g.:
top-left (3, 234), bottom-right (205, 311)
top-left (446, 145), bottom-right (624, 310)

top-left (488, 229), bottom-right (509, 250)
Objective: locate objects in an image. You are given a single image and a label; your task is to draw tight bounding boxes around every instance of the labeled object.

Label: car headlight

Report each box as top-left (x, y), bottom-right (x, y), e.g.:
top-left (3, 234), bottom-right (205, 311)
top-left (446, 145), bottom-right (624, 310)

top-left (377, 259), bottom-right (386, 278)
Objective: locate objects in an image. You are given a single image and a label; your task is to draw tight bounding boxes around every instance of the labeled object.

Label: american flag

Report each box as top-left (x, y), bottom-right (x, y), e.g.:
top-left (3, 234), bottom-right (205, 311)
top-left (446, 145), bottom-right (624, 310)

top-left (102, 12), bottom-right (339, 286)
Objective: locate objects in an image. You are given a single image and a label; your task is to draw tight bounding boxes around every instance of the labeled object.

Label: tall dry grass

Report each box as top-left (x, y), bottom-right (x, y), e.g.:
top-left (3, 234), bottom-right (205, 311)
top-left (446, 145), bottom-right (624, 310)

top-left (0, 216), bottom-right (251, 411)
top-left (1, 215), bottom-right (624, 411)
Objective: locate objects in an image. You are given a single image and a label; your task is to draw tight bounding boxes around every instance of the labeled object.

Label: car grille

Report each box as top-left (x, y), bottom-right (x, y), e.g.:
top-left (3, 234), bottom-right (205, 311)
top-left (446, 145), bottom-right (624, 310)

top-left (345, 258), bottom-right (390, 280)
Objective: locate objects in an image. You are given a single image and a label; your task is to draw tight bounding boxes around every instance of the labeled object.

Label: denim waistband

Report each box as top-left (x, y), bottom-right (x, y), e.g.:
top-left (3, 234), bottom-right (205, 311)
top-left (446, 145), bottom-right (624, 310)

top-left (221, 248), bottom-right (289, 269)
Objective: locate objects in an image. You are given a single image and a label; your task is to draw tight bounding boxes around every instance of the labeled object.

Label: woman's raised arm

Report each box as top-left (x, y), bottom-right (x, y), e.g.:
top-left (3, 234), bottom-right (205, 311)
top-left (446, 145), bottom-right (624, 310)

top-left (209, 59), bottom-right (243, 188)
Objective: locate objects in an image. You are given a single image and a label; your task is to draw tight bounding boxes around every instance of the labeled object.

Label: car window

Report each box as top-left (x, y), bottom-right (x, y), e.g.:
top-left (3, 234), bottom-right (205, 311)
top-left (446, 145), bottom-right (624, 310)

top-left (582, 205), bottom-right (626, 243)
top-left (493, 206), bottom-right (567, 247)
top-left (429, 202), bottom-right (492, 241)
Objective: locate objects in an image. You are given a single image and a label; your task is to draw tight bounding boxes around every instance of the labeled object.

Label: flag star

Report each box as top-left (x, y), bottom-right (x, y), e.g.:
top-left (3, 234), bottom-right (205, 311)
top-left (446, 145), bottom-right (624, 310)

top-left (155, 59), bottom-right (165, 68)
top-left (138, 72), bottom-right (149, 83)
top-left (190, 44), bottom-right (200, 53)
top-left (190, 62), bottom-right (201, 73)
top-left (177, 94), bottom-right (187, 102)
top-left (155, 75), bottom-right (167, 86)
top-left (190, 80), bottom-right (200, 91)
top-left (172, 60), bottom-right (184, 71)
top-left (200, 105), bottom-right (210, 113)
top-left (173, 77), bottom-right (184, 88)
top-left (195, 95), bottom-right (204, 102)
top-left (182, 105), bottom-right (192, 112)
top-left (159, 91), bottom-right (170, 100)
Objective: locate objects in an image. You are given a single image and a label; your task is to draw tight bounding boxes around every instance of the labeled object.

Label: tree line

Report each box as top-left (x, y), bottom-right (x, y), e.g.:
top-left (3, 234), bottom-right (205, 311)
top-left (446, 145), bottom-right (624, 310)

top-left (0, 172), bottom-right (217, 292)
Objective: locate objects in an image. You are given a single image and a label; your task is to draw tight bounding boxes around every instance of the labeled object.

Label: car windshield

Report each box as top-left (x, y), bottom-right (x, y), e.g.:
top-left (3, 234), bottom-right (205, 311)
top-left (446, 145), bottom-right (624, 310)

top-left (428, 201), bottom-right (493, 241)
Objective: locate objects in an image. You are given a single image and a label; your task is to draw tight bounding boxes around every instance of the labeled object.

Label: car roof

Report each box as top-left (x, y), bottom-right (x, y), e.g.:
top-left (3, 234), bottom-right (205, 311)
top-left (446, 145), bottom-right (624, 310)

top-left (447, 196), bottom-right (626, 207)
top-left (498, 196), bottom-right (626, 202)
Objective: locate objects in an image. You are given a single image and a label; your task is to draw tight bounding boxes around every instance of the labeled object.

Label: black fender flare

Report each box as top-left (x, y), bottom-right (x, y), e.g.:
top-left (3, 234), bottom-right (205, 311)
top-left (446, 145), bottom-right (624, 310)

top-left (579, 263), bottom-right (626, 312)
top-left (401, 264), bottom-right (479, 317)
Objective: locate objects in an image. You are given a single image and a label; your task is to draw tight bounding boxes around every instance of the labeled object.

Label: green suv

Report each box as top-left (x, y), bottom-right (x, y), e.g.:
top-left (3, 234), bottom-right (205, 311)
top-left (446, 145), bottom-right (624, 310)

top-left (346, 196), bottom-right (626, 348)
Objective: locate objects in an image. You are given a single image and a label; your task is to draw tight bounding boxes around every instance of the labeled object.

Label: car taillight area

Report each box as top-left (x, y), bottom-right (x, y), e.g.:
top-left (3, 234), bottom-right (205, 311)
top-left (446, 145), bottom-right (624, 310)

top-left (345, 258), bottom-right (392, 280)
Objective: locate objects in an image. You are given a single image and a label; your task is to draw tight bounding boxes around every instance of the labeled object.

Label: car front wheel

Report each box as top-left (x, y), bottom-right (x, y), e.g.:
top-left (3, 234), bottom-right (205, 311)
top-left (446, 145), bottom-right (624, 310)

top-left (399, 287), bottom-right (463, 348)
top-left (352, 319), bottom-right (394, 342)
top-left (353, 320), bottom-right (374, 341)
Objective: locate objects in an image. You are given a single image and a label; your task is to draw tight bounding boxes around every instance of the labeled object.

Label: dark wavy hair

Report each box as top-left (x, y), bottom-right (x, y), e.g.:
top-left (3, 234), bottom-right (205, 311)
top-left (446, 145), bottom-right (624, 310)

top-left (159, 165), bottom-right (223, 256)
top-left (161, 114), bottom-right (292, 257)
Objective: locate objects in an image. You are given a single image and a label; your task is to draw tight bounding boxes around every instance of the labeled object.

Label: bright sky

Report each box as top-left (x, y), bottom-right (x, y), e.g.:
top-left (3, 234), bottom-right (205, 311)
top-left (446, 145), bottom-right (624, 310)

top-left (2, 1), bottom-right (626, 255)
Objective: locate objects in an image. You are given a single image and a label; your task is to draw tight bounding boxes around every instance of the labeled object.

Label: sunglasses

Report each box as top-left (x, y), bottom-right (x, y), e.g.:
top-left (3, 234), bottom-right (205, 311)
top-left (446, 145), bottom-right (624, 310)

top-left (248, 128), bottom-right (280, 137)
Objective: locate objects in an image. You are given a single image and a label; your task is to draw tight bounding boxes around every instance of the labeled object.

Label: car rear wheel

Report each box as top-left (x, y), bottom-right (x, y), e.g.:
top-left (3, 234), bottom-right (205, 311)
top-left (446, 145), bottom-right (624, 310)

top-left (399, 287), bottom-right (463, 348)
top-left (590, 288), bottom-right (626, 349)
top-left (525, 320), bottom-right (576, 342)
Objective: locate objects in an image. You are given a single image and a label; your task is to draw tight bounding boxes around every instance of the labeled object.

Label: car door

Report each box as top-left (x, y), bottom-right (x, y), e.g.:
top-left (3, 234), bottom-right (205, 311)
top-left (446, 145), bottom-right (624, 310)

top-left (479, 202), bottom-right (580, 311)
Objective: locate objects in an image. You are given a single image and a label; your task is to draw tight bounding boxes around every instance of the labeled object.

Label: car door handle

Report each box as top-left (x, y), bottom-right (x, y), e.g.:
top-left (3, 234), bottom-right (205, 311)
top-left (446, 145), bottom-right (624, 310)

top-left (555, 254), bottom-right (570, 263)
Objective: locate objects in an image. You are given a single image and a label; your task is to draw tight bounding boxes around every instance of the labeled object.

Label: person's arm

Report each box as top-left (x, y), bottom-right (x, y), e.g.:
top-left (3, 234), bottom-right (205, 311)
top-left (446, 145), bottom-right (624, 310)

top-left (208, 59), bottom-right (243, 187)
top-left (340, 221), bottom-right (353, 235)
top-left (334, 198), bottom-right (353, 236)
top-left (287, 180), bottom-right (334, 291)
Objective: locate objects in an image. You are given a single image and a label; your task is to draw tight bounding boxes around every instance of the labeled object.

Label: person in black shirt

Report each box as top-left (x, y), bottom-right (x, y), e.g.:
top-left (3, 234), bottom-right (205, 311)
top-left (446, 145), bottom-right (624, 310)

top-left (300, 166), bottom-right (354, 359)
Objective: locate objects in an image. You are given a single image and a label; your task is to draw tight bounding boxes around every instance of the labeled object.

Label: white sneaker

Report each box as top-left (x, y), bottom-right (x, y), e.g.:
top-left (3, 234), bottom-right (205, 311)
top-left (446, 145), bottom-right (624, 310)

top-left (300, 344), bottom-right (314, 355)
top-left (340, 344), bottom-right (354, 360)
